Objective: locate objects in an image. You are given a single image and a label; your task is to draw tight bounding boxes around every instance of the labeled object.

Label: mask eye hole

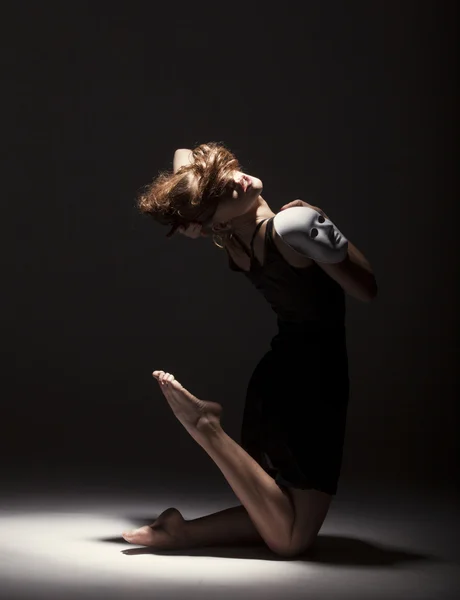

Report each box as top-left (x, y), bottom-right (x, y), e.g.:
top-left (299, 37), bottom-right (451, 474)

top-left (318, 215), bottom-right (325, 223)
top-left (310, 228), bottom-right (319, 238)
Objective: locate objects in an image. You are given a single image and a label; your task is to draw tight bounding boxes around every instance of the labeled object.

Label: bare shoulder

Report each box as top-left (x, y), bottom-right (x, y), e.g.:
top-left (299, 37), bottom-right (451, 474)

top-left (270, 216), bottom-right (314, 269)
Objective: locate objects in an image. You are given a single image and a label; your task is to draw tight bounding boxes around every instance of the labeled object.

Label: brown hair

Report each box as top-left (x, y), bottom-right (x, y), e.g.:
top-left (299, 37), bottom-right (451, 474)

top-left (136, 142), bottom-right (240, 239)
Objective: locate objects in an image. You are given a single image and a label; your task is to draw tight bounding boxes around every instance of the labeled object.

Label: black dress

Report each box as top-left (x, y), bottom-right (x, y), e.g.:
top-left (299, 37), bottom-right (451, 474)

top-left (226, 216), bottom-right (349, 495)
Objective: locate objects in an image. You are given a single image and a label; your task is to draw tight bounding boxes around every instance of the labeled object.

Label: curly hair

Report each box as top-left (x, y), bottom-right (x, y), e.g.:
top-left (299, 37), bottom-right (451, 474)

top-left (137, 142), bottom-right (241, 240)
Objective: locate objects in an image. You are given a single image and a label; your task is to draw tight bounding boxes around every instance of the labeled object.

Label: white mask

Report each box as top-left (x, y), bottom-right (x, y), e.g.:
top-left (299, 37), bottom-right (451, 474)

top-left (273, 206), bottom-right (348, 263)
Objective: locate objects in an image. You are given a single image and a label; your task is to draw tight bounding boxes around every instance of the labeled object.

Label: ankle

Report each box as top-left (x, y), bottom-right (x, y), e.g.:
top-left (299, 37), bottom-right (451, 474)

top-left (181, 519), bottom-right (203, 547)
top-left (196, 416), bottom-right (224, 437)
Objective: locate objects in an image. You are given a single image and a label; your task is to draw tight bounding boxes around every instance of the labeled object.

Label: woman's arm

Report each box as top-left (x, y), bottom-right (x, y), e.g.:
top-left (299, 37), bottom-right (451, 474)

top-left (279, 199), bottom-right (378, 302)
top-left (173, 148), bottom-right (193, 173)
top-left (170, 148), bottom-right (210, 239)
top-left (315, 242), bottom-right (378, 302)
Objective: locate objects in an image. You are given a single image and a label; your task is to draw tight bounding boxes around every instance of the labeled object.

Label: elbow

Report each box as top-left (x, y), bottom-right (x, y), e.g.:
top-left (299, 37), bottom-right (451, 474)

top-left (349, 275), bottom-right (377, 303)
top-left (362, 278), bottom-right (378, 303)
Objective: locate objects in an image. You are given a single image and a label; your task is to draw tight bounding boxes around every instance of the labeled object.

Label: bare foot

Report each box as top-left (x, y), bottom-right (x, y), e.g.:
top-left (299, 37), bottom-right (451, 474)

top-left (122, 507), bottom-right (189, 549)
top-left (153, 370), bottom-right (223, 439)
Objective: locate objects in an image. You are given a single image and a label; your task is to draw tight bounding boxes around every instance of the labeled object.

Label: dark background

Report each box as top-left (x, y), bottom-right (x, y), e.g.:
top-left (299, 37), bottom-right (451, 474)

top-left (1, 1), bottom-right (457, 492)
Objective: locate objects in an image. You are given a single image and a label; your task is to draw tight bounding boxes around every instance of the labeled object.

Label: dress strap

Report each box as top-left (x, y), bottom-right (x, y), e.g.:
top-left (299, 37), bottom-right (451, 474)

top-left (265, 216), bottom-right (275, 245)
top-left (231, 232), bottom-right (250, 257)
top-left (230, 219), bottom-right (268, 258)
top-left (249, 219), bottom-right (268, 259)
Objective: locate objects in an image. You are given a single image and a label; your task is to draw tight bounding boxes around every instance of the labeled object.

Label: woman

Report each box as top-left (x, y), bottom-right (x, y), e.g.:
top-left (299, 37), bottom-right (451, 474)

top-left (122, 142), bottom-right (377, 557)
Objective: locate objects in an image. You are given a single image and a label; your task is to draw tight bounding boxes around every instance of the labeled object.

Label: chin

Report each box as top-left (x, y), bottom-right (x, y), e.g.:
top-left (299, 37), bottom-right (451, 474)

top-left (241, 194), bottom-right (261, 215)
top-left (251, 176), bottom-right (263, 191)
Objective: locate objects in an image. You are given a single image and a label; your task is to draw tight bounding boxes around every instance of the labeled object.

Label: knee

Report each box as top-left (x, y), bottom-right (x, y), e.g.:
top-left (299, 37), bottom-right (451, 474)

top-left (271, 534), bottom-right (316, 558)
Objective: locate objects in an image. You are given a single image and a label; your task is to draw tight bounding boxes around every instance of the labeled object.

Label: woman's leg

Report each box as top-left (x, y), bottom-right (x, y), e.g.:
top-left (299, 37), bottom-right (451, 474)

top-left (193, 427), bottom-right (295, 554)
top-left (185, 504), bottom-right (264, 547)
top-left (124, 371), bottom-right (296, 556)
top-left (123, 504), bottom-right (264, 550)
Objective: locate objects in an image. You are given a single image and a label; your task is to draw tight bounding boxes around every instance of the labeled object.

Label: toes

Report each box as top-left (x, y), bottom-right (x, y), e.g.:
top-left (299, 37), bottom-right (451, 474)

top-left (160, 372), bottom-right (176, 387)
top-left (155, 371), bottom-right (167, 385)
top-left (122, 526), bottom-right (153, 546)
top-left (152, 371), bottom-right (178, 386)
top-left (152, 370), bottom-right (183, 397)
top-left (170, 379), bottom-right (183, 391)
top-left (161, 372), bottom-right (172, 384)
top-left (122, 528), bottom-right (138, 540)
top-left (122, 530), bottom-right (135, 542)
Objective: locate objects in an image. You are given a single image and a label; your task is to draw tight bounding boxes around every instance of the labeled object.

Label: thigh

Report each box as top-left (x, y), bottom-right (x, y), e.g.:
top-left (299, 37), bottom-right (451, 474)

top-left (240, 350), bottom-right (281, 471)
top-left (240, 349), bottom-right (313, 477)
top-left (241, 341), bottom-right (349, 494)
top-left (265, 346), bottom-right (349, 495)
top-left (278, 362), bottom-right (350, 495)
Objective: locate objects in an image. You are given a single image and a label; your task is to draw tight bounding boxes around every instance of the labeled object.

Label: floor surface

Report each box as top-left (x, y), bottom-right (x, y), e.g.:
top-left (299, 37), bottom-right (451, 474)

top-left (1, 471), bottom-right (458, 600)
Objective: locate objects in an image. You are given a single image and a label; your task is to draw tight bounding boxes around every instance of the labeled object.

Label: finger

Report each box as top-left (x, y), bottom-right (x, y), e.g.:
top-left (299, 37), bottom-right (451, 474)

top-left (190, 227), bottom-right (202, 239)
top-left (184, 227), bottom-right (199, 239)
top-left (280, 200), bottom-right (302, 211)
top-left (152, 370), bottom-right (164, 379)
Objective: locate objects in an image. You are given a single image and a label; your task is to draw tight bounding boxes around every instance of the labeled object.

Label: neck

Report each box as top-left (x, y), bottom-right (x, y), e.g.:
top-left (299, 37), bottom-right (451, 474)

top-left (229, 195), bottom-right (275, 240)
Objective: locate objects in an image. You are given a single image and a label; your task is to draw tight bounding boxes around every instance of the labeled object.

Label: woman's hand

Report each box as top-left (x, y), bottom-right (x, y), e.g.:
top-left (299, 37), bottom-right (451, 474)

top-left (177, 222), bottom-right (209, 238)
top-left (280, 199), bottom-right (328, 220)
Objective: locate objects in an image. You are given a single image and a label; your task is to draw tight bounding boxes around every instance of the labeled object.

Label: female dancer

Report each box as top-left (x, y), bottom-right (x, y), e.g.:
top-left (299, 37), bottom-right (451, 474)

top-left (122, 143), bottom-right (377, 557)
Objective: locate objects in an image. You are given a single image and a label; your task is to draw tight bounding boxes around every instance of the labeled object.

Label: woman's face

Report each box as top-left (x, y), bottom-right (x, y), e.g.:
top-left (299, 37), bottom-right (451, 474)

top-left (210, 171), bottom-right (263, 227)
